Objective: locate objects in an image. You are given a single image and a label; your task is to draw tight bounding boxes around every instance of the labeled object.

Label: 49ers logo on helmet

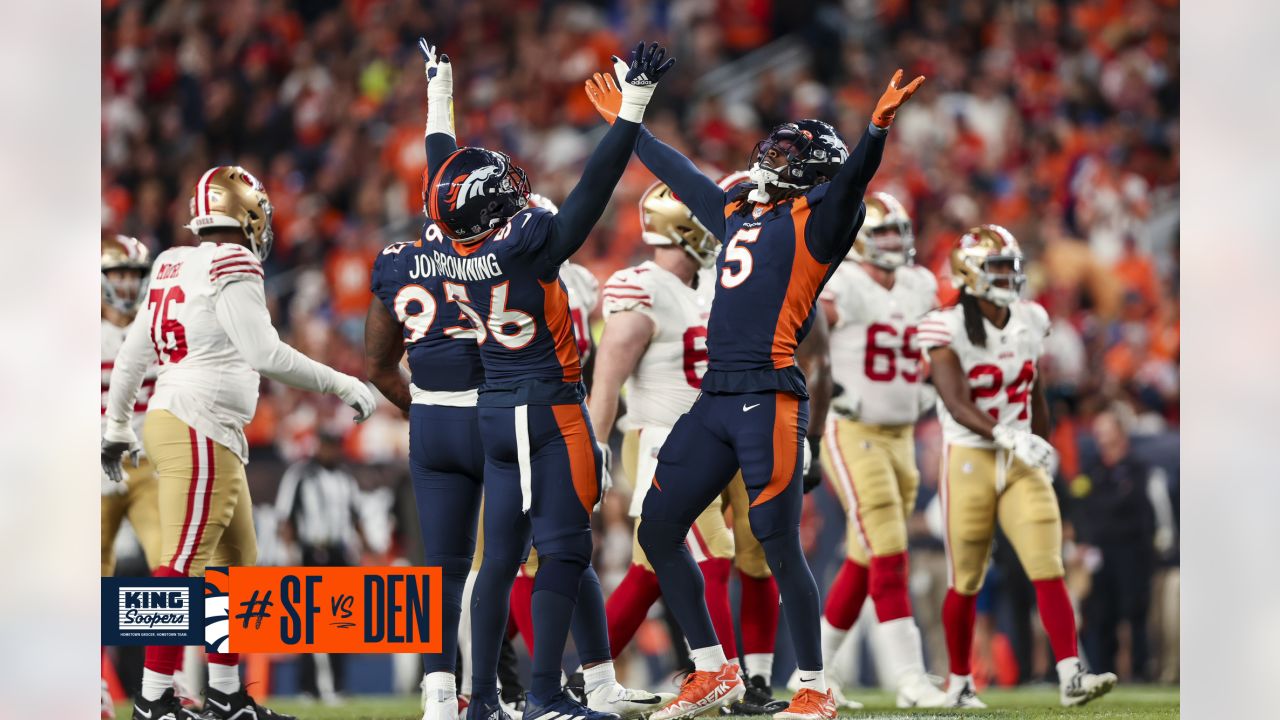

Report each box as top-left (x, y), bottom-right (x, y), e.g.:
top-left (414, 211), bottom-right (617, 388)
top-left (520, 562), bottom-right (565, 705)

top-left (443, 165), bottom-right (502, 210)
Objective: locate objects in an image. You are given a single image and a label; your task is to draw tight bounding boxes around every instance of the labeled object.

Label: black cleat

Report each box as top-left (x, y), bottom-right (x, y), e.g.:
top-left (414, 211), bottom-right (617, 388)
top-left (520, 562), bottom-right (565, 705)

top-left (200, 687), bottom-right (296, 720)
top-left (131, 688), bottom-right (203, 720)
top-left (723, 675), bottom-right (787, 716)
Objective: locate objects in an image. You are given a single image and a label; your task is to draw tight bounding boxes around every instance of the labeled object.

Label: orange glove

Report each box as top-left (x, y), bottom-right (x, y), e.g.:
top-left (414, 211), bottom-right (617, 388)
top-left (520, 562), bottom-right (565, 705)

top-left (871, 69), bottom-right (925, 129)
top-left (584, 71), bottom-right (623, 125)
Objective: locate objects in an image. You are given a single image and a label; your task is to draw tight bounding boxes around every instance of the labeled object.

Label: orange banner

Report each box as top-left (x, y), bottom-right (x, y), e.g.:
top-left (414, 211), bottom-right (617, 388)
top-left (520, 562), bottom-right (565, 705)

top-left (218, 566), bottom-right (442, 653)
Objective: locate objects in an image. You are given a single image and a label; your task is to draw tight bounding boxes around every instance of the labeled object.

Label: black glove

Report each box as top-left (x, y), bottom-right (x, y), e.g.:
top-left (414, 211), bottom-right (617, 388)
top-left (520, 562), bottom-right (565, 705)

top-left (803, 435), bottom-right (823, 494)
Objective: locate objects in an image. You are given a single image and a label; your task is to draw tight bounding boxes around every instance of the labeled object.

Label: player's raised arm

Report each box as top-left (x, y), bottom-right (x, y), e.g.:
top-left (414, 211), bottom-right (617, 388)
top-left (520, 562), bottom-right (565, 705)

top-left (543, 42), bottom-right (675, 266)
top-left (585, 73), bottom-right (728, 240)
top-left (806, 70), bottom-right (924, 262)
top-left (419, 38), bottom-right (458, 181)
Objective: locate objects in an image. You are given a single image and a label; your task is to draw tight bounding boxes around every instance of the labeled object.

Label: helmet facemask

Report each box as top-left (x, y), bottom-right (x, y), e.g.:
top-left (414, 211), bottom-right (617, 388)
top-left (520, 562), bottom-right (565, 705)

top-left (971, 255), bottom-right (1025, 306)
top-left (102, 267), bottom-right (149, 315)
top-left (860, 221), bottom-right (915, 270)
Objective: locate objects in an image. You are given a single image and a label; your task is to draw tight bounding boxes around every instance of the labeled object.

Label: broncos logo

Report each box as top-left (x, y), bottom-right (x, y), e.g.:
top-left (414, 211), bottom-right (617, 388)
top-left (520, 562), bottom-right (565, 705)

top-left (443, 165), bottom-right (502, 210)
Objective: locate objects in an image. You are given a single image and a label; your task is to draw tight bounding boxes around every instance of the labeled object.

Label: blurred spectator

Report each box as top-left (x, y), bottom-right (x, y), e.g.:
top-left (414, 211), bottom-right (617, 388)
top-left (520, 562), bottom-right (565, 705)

top-left (1069, 409), bottom-right (1175, 682)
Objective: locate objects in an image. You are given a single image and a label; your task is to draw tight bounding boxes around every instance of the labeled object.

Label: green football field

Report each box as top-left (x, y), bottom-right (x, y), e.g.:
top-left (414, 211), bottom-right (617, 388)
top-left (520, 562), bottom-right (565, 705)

top-left (120, 685), bottom-right (1178, 719)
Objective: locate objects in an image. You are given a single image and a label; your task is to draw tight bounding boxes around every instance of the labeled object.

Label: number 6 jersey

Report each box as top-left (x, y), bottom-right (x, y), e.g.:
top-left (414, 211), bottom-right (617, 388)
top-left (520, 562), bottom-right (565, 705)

top-left (821, 262), bottom-right (936, 425)
top-left (916, 300), bottom-right (1050, 448)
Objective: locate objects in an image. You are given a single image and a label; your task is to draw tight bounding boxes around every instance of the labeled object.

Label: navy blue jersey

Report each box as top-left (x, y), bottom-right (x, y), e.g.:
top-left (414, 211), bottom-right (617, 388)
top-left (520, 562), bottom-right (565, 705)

top-left (426, 206), bottom-right (585, 407)
top-left (369, 223), bottom-right (484, 392)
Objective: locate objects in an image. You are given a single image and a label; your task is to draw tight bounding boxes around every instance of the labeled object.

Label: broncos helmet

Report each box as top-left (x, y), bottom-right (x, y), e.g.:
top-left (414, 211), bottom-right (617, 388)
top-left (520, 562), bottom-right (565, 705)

top-left (748, 119), bottom-right (848, 191)
top-left (427, 147), bottom-right (530, 241)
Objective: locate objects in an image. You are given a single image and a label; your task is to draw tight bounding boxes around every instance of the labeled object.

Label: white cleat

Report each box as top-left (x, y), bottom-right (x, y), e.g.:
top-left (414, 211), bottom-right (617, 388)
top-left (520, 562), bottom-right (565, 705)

top-left (1060, 663), bottom-right (1117, 707)
top-left (895, 673), bottom-right (947, 708)
top-left (587, 681), bottom-right (674, 719)
top-left (944, 677), bottom-right (987, 709)
top-left (422, 686), bottom-right (460, 720)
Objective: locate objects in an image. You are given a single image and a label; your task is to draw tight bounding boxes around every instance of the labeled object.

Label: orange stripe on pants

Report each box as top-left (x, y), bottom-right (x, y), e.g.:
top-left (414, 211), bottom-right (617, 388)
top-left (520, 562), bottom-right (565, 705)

top-left (752, 393), bottom-right (800, 507)
top-left (551, 404), bottom-right (599, 514)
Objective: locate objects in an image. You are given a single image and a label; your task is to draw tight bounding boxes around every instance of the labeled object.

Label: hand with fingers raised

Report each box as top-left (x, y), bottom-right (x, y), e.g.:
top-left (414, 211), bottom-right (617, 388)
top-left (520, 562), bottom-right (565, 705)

top-left (417, 37), bottom-right (452, 100)
top-left (586, 41), bottom-right (676, 125)
top-left (872, 69), bottom-right (925, 129)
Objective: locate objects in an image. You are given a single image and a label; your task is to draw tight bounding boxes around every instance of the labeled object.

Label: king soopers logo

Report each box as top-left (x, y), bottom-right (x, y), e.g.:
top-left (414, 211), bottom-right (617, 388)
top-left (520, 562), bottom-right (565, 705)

top-left (118, 586), bottom-right (190, 631)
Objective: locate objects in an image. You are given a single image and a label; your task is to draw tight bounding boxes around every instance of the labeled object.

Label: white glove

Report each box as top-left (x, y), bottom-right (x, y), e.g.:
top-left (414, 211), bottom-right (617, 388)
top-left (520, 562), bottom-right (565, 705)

top-left (611, 41), bottom-right (677, 124)
top-left (418, 38), bottom-right (454, 136)
top-left (597, 441), bottom-right (613, 494)
top-left (801, 436), bottom-right (812, 476)
top-left (336, 376), bottom-right (377, 424)
top-left (992, 424), bottom-right (1058, 475)
top-left (101, 418), bottom-right (141, 485)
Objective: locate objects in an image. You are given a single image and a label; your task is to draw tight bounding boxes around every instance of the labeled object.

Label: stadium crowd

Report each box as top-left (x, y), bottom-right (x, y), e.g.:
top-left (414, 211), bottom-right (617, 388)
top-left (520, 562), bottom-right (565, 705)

top-left (102, 0), bottom-right (1179, 697)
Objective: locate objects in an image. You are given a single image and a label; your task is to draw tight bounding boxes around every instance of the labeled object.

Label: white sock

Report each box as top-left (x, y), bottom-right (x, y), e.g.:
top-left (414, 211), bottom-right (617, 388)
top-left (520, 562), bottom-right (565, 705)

top-left (795, 669), bottom-right (826, 692)
top-left (872, 617), bottom-right (927, 687)
top-left (744, 653), bottom-right (774, 683)
top-left (424, 672), bottom-right (456, 702)
top-left (819, 618), bottom-right (849, 671)
top-left (208, 662), bottom-right (241, 694)
top-left (583, 662), bottom-right (617, 695)
top-left (1056, 657), bottom-right (1082, 686)
top-left (141, 669), bottom-right (172, 701)
top-left (727, 656), bottom-right (740, 670)
top-left (948, 673), bottom-right (974, 691)
top-left (689, 645), bottom-right (728, 673)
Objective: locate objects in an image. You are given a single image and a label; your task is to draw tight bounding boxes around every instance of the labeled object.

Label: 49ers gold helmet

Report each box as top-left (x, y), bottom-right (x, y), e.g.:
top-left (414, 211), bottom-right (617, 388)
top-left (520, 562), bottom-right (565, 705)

top-left (852, 191), bottom-right (914, 269)
top-left (640, 181), bottom-right (720, 269)
top-left (949, 224), bottom-right (1025, 307)
top-left (185, 166), bottom-right (275, 260)
top-left (101, 231), bottom-right (152, 314)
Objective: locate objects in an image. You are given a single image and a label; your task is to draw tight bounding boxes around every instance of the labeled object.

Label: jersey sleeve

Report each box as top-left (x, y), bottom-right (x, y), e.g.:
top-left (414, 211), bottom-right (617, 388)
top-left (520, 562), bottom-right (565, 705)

top-left (370, 242), bottom-right (412, 306)
top-left (1024, 300), bottom-right (1052, 339)
top-left (819, 267), bottom-right (860, 329)
top-left (209, 244), bottom-right (264, 293)
top-left (915, 308), bottom-right (958, 351)
top-left (601, 267), bottom-right (656, 322)
top-left (505, 207), bottom-right (558, 264)
top-left (560, 262), bottom-right (600, 315)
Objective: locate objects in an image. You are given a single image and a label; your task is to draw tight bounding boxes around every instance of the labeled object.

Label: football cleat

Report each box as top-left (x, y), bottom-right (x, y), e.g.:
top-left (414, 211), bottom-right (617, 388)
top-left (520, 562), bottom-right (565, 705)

top-left (773, 689), bottom-right (836, 720)
top-left (498, 690), bottom-right (525, 720)
top-left (130, 689), bottom-right (202, 720)
top-left (524, 689), bottom-right (620, 720)
top-left (651, 664), bottom-right (745, 720)
top-left (723, 674), bottom-right (786, 715)
top-left (895, 673), bottom-right (947, 708)
top-left (586, 681), bottom-right (673, 719)
top-left (1059, 661), bottom-right (1117, 707)
top-left (944, 677), bottom-right (987, 709)
top-left (465, 694), bottom-right (509, 720)
top-left (201, 686), bottom-right (296, 720)
top-left (422, 686), bottom-right (459, 720)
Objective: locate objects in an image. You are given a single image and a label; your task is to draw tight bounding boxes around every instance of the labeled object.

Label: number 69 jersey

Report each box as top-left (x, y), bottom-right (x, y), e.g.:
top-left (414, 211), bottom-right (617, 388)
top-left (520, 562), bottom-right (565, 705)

top-left (916, 300), bottom-right (1051, 448)
top-left (821, 263), bottom-right (936, 425)
top-left (602, 261), bottom-right (713, 430)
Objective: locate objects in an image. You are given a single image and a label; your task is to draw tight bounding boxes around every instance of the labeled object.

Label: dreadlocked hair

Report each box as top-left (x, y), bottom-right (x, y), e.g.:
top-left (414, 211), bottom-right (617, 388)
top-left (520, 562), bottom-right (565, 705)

top-left (960, 291), bottom-right (987, 347)
top-left (728, 182), bottom-right (819, 217)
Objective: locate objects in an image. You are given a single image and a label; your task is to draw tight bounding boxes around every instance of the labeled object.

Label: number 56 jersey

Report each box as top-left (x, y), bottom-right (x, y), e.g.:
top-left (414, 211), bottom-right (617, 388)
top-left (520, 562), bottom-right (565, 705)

top-left (138, 242), bottom-right (269, 462)
top-left (916, 300), bottom-right (1050, 449)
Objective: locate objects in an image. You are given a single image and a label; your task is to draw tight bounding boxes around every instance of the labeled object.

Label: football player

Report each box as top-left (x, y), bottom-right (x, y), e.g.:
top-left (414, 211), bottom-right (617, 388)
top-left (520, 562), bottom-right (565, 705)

top-left (916, 225), bottom-right (1117, 708)
top-left (103, 166), bottom-right (376, 720)
top-left (585, 68), bottom-right (922, 720)
top-left (419, 40), bottom-right (674, 720)
top-left (807, 193), bottom-right (946, 708)
top-left (100, 232), bottom-right (161, 719)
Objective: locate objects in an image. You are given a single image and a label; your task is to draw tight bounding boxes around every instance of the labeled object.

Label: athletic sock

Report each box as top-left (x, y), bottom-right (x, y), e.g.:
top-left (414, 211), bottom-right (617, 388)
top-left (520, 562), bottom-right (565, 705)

top-left (819, 618), bottom-right (848, 672)
top-left (423, 671), bottom-right (457, 703)
top-left (738, 571), bottom-right (779, 657)
top-left (604, 564), bottom-right (662, 658)
top-left (869, 552), bottom-right (912, 622)
top-left (744, 653), bottom-right (774, 684)
top-left (942, 589), bottom-right (978, 676)
top-left (699, 558), bottom-right (738, 660)
top-left (689, 645), bottom-right (728, 672)
top-left (872, 617), bottom-right (927, 688)
top-left (1033, 578), bottom-right (1080, 661)
top-left (823, 559), bottom-right (869, 630)
top-left (582, 661), bottom-right (616, 695)
top-left (795, 669), bottom-right (826, 692)
top-left (207, 656), bottom-right (241, 694)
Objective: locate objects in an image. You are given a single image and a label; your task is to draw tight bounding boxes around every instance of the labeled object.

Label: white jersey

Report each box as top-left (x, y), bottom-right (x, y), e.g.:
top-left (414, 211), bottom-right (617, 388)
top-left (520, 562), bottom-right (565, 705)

top-left (138, 242), bottom-right (268, 462)
top-left (101, 318), bottom-right (158, 441)
top-left (602, 261), bottom-right (712, 430)
top-left (560, 262), bottom-right (599, 364)
top-left (916, 300), bottom-right (1051, 448)
top-left (822, 263), bottom-right (937, 425)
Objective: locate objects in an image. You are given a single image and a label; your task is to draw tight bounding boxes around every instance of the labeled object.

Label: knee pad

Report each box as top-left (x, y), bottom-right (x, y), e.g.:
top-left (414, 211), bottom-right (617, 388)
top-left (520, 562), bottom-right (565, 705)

top-left (533, 554), bottom-right (589, 600)
top-left (637, 518), bottom-right (689, 558)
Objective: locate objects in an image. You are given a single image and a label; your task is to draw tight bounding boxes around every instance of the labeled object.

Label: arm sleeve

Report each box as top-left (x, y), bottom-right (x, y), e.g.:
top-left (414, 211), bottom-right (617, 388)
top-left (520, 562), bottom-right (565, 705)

top-left (426, 132), bottom-right (459, 188)
top-left (104, 312), bottom-right (158, 428)
top-left (542, 119), bottom-right (643, 266)
top-left (634, 126), bottom-right (728, 240)
top-left (214, 279), bottom-right (349, 395)
top-left (806, 123), bottom-right (889, 262)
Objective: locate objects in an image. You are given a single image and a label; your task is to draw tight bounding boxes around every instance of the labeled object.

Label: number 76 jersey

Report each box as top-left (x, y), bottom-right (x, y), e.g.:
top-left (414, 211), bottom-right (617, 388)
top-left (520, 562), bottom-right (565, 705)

top-left (916, 299), bottom-right (1050, 449)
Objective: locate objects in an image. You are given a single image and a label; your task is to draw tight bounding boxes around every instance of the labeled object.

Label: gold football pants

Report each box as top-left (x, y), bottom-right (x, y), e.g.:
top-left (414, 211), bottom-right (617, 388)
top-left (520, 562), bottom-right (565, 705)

top-left (821, 419), bottom-right (919, 564)
top-left (101, 457), bottom-right (162, 576)
top-left (941, 444), bottom-right (1064, 595)
top-left (143, 410), bottom-right (257, 577)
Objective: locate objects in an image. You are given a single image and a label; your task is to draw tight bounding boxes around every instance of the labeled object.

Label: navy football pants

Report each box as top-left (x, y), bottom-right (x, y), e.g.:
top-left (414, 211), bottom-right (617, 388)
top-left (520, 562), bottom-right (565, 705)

top-left (639, 390), bottom-right (825, 670)
top-left (472, 402), bottom-right (604, 699)
top-left (409, 403), bottom-right (485, 676)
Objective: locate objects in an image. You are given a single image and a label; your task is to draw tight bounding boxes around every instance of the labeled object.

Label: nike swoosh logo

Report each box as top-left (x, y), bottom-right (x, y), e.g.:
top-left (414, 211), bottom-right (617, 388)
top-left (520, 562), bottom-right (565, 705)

top-left (136, 708), bottom-right (153, 719)
top-left (206, 698), bottom-right (232, 711)
top-left (742, 403), bottom-right (760, 412)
